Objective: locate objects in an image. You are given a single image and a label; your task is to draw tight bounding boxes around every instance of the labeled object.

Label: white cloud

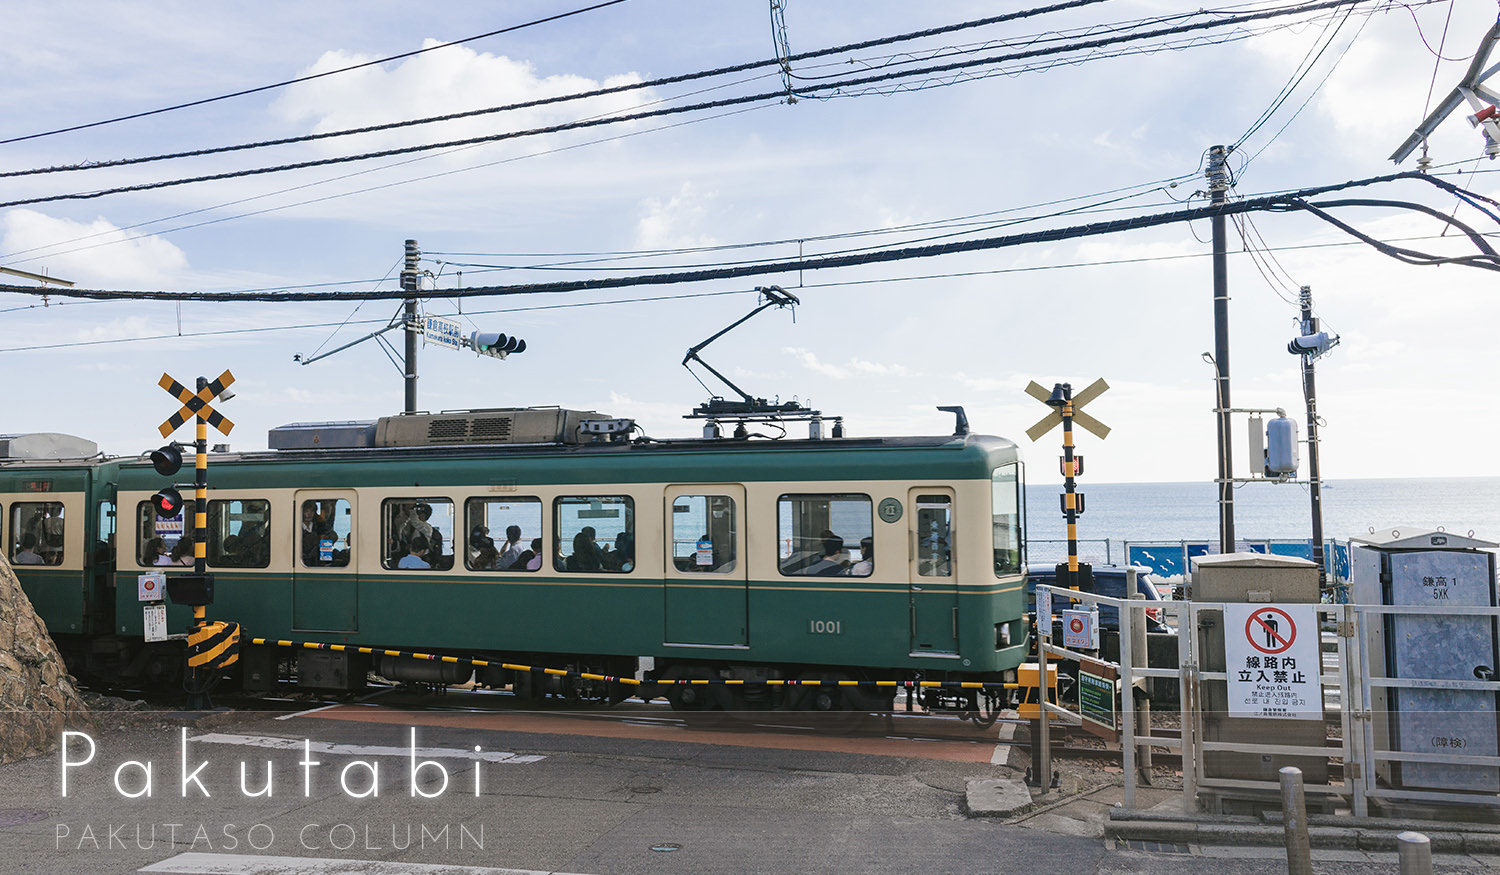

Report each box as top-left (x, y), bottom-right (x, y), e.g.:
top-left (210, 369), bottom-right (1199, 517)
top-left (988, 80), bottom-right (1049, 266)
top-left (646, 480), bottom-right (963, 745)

top-left (635, 183), bottom-right (720, 249)
top-left (272, 41), bottom-right (650, 158)
top-left (0, 210), bottom-right (188, 287)
top-left (781, 346), bottom-right (915, 379)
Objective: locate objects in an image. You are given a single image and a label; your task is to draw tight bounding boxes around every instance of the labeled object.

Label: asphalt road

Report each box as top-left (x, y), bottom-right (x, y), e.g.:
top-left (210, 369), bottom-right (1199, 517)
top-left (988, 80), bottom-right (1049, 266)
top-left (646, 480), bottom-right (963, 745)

top-left (0, 692), bottom-right (1478, 873)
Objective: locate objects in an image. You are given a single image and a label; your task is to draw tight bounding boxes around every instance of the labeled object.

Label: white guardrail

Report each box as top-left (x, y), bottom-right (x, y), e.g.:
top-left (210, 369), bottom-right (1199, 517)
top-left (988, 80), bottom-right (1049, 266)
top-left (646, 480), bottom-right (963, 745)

top-left (1032, 584), bottom-right (1500, 816)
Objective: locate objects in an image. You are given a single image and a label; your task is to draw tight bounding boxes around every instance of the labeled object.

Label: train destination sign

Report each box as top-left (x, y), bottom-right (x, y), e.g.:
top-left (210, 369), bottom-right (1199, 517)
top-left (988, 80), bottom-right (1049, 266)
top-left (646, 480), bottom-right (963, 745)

top-left (1224, 603), bottom-right (1321, 720)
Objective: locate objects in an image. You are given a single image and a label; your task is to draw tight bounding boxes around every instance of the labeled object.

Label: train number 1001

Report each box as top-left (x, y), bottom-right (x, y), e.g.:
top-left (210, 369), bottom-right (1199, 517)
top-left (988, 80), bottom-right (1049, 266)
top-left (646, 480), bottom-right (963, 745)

top-left (808, 619), bottom-right (842, 635)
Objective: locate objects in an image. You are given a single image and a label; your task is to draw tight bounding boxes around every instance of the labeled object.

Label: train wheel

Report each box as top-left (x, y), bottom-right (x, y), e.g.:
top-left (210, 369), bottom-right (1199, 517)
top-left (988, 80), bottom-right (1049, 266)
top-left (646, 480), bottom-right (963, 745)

top-left (795, 671), bottom-right (863, 733)
top-left (660, 665), bottom-right (731, 726)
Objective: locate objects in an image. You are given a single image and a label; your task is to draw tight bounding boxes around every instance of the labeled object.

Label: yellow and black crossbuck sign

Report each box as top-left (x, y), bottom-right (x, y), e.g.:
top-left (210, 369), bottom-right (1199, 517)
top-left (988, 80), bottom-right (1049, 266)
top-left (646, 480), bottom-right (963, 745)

top-left (158, 370), bottom-right (236, 438)
top-left (1025, 377), bottom-right (1112, 442)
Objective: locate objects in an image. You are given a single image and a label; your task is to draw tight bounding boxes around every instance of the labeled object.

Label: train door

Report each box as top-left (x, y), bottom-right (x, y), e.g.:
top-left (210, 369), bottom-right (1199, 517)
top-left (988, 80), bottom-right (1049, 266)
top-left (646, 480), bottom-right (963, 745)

top-left (908, 488), bottom-right (958, 654)
top-left (663, 485), bottom-right (747, 647)
top-left (291, 491), bottom-right (358, 632)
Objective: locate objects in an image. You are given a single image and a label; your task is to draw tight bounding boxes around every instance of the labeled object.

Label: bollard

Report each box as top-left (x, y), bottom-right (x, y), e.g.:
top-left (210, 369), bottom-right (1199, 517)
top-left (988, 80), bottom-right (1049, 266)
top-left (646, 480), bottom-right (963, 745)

top-left (1397, 831), bottom-right (1433, 875)
top-left (1279, 766), bottom-right (1313, 875)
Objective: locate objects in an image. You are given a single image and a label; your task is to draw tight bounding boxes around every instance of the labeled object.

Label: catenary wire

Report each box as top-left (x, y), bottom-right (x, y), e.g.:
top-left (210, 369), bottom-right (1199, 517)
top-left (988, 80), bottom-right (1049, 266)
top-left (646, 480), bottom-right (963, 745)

top-left (0, 0), bottom-right (1113, 178)
top-left (1230, 1), bottom-right (1355, 151)
top-left (0, 0), bottom-right (634, 146)
top-left (1238, 6), bottom-right (1373, 171)
top-left (1, 169), bottom-right (1491, 302)
top-left (0, 104), bottom-right (774, 267)
top-left (2, 226), bottom-right (1492, 354)
top-left (0, 0), bottom-right (1394, 208)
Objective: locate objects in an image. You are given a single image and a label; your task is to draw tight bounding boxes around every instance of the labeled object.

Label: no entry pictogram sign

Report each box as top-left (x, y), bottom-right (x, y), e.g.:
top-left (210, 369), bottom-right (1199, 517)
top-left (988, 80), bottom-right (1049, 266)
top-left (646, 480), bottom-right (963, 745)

top-left (1244, 606), bottom-right (1297, 654)
top-left (1225, 603), bottom-right (1321, 720)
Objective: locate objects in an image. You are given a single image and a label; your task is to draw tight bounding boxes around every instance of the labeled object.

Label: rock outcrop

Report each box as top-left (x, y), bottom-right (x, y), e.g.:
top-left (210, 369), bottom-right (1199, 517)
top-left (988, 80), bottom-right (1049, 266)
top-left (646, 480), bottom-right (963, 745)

top-left (0, 556), bottom-right (88, 763)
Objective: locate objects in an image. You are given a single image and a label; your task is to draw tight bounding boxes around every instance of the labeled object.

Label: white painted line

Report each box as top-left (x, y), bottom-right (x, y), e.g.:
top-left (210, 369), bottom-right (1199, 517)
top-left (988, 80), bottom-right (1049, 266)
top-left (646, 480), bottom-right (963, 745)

top-left (991, 722), bottom-right (1017, 765)
top-left (140, 851), bottom-right (591, 874)
top-left (275, 688), bottom-right (394, 720)
top-left (275, 703), bottom-right (344, 721)
top-left (188, 733), bottom-right (544, 764)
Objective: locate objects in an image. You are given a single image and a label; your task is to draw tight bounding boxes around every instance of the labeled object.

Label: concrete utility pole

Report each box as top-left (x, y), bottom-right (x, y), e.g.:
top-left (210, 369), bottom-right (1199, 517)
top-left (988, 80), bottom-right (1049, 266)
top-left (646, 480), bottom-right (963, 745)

top-left (401, 239), bottom-right (421, 414)
top-left (1207, 145), bottom-right (1236, 554)
top-left (1296, 287), bottom-right (1327, 588)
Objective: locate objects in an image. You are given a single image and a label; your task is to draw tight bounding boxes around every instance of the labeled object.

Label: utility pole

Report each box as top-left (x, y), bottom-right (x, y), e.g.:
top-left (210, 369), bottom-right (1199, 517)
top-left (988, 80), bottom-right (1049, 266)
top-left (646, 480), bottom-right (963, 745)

top-left (1292, 286), bottom-right (1330, 590)
top-left (1207, 144), bottom-right (1236, 554)
top-left (401, 239), bottom-right (420, 415)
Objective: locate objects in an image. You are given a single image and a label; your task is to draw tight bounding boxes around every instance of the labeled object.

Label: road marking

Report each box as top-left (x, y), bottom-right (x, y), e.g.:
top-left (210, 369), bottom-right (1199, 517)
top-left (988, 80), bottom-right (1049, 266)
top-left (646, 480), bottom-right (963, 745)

top-left (991, 722), bottom-right (1017, 765)
top-left (274, 703), bottom-right (344, 721)
top-left (187, 733), bottom-right (543, 763)
top-left (303, 705), bottom-right (1001, 763)
top-left (140, 852), bottom-right (591, 874)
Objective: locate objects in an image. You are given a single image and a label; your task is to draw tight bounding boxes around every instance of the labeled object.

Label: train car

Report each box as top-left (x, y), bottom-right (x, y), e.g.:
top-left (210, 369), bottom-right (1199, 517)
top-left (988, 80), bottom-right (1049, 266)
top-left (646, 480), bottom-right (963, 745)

top-left (0, 433), bottom-right (120, 669)
top-left (107, 406), bottom-right (1028, 715)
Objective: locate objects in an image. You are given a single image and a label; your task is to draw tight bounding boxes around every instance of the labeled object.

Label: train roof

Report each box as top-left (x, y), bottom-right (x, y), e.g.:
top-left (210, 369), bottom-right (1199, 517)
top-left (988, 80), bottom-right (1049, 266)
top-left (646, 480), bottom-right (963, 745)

top-left (114, 430), bottom-right (1021, 490)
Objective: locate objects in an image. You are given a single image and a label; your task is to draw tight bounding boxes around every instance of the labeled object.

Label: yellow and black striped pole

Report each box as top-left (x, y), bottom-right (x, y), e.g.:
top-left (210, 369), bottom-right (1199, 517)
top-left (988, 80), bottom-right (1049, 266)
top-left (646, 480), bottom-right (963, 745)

top-left (193, 376), bottom-right (208, 613)
top-left (1060, 391), bottom-right (1079, 590)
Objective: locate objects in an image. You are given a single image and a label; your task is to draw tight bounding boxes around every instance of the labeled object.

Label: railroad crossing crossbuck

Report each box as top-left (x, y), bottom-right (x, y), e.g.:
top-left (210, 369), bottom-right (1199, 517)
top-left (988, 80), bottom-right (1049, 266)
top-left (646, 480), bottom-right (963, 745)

top-left (155, 370), bottom-right (239, 707)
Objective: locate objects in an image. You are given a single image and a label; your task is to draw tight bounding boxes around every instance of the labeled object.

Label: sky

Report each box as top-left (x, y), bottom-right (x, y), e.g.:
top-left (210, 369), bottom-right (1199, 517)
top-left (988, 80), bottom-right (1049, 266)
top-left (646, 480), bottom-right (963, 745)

top-left (1, 0), bottom-right (1497, 487)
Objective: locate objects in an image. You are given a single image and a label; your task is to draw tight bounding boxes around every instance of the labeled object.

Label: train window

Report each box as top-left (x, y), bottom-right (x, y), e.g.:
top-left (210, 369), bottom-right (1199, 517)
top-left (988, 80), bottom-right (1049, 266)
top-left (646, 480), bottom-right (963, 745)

top-left (10, 501), bottom-right (64, 566)
top-left (554, 496), bottom-right (634, 573)
top-left (670, 494), bottom-right (737, 573)
top-left (915, 495), bottom-right (953, 577)
top-left (382, 498), bottom-right (454, 571)
top-left (95, 501), bottom-right (116, 564)
top-left (136, 501), bottom-right (188, 567)
top-left (992, 463), bottom-right (1023, 575)
top-left (300, 499), bottom-right (351, 568)
top-left (464, 497), bottom-right (542, 572)
top-left (206, 499), bottom-right (271, 568)
top-left (777, 494), bottom-right (873, 577)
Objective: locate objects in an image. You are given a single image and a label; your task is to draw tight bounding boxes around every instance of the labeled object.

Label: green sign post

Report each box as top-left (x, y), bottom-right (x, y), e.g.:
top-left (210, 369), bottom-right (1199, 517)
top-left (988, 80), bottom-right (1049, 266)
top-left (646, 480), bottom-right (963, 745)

top-left (1078, 668), bottom-right (1117, 734)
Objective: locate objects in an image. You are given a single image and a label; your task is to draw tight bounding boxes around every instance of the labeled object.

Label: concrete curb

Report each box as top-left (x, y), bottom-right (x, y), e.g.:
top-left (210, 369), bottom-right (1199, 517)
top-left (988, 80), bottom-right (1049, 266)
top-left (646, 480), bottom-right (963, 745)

top-left (1107, 808), bottom-right (1260, 826)
top-left (1260, 810), bottom-right (1500, 835)
top-left (1105, 820), bottom-right (1485, 852)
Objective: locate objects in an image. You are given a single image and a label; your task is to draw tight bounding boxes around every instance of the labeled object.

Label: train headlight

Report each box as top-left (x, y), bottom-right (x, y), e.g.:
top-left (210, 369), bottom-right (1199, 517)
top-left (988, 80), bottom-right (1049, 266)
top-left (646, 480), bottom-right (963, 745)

top-left (997, 622), bottom-right (1013, 649)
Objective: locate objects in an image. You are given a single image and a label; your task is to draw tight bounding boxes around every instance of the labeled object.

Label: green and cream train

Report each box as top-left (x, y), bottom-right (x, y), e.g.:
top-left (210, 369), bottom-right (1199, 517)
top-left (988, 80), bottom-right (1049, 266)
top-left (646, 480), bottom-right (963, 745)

top-left (0, 406), bottom-right (1028, 715)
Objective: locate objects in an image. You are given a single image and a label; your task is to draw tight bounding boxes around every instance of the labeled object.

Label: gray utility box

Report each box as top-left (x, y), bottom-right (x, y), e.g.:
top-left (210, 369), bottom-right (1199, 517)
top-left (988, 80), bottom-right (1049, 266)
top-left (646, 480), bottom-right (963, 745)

top-left (1351, 529), bottom-right (1499, 793)
top-left (1194, 553), bottom-right (1328, 785)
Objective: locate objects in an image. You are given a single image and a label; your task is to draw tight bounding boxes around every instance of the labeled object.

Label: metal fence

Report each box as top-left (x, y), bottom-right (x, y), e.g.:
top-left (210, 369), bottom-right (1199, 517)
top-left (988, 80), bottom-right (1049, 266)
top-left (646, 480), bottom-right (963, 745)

top-left (1032, 585), bottom-right (1500, 816)
top-left (1025, 538), bottom-right (1113, 566)
top-left (1123, 539), bottom-right (1351, 584)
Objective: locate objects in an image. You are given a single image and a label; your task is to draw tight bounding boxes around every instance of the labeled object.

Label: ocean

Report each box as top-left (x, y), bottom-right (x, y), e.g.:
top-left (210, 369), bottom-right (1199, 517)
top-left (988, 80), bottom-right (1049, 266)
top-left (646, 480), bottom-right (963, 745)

top-left (1022, 476), bottom-right (1500, 562)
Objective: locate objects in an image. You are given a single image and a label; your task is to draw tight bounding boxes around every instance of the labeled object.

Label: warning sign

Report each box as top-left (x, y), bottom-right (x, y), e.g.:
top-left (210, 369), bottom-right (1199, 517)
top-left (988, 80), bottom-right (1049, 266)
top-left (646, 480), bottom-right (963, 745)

top-left (138, 571), bottom-right (165, 602)
top-left (1225, 603), bottom-right (1321, 720)
top-left (143, 603), bottom-right (168, 642)
top-left (1061, 609), bottom-right (1098, 649)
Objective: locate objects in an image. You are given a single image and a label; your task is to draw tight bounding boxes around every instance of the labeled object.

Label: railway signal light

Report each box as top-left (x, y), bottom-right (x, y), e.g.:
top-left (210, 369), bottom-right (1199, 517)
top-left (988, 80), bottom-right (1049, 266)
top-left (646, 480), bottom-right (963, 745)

top-left (150, 443), bottom-right (183, 476)
top-left (148, 442), bottom-right (186, 518)
top-left (470, 331), bottom-right (526, 358)
top-left (151, 487), bottom-right (185, 518)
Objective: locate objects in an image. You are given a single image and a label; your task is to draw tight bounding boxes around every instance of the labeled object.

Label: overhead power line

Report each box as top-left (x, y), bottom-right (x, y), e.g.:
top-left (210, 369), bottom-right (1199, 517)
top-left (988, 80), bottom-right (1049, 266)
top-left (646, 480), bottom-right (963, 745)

top-left (0, 0), bottom-right (1402, 211)
top-left (3, 0), bottom-right (1114, 180)
top-left (2, 171), bottom-right (1492, 303)
top-left (0, 0), bottom-right (634, 146)
top-left (0, 227), bottom-right (1489, 354)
